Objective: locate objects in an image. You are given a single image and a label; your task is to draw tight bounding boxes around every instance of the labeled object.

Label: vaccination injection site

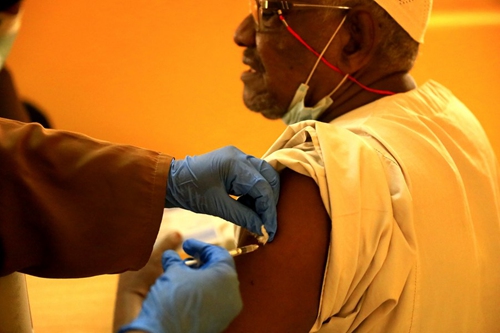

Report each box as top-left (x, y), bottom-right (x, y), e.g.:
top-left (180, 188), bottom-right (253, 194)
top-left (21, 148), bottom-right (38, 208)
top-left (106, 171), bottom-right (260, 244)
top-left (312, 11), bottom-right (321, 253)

top-left (1, 0), bottom-right (500, 332)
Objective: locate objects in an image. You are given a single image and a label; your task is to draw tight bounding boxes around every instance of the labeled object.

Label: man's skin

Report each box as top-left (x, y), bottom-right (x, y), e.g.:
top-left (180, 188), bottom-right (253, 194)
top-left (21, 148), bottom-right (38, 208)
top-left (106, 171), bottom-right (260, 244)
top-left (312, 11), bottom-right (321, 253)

top-left (225, 169), bottom-right (330, 332)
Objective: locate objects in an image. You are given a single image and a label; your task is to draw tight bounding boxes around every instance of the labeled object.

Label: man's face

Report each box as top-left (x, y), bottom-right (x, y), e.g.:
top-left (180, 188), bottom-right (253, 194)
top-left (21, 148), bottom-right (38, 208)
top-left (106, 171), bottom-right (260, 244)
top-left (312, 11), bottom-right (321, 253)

top-left (234, 3), bottom-right (346, 120)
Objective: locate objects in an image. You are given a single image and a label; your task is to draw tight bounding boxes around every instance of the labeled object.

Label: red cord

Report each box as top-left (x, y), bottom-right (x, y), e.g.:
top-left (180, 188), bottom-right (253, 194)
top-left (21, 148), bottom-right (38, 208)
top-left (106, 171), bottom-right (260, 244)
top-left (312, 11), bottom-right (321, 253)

top-left (280, 14), bottom-right (395, 96)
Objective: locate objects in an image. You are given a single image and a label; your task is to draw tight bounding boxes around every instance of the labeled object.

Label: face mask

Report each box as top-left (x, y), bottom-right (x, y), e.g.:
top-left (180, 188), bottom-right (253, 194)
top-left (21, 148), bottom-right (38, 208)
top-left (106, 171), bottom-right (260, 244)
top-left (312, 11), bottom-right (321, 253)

top-left (282, 83), bottom-right (333, 125)
top-left (0, 10), bottom-right (22, 69)
top-left (281, 15), bottom-right (348, 125)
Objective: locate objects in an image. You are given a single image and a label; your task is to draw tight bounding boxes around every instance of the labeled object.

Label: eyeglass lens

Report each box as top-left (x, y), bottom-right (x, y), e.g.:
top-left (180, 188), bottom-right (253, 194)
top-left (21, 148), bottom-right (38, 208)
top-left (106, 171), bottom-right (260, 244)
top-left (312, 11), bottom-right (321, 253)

top-left (249, 0), bottom-right (283, 31)
top-left (249, 0), bottom-right (260, 28)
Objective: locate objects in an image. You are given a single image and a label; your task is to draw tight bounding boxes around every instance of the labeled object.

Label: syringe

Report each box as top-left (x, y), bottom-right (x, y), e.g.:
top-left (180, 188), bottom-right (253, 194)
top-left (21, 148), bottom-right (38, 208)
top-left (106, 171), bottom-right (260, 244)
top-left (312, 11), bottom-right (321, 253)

top-left (184, 244), bottom-right (259, 267)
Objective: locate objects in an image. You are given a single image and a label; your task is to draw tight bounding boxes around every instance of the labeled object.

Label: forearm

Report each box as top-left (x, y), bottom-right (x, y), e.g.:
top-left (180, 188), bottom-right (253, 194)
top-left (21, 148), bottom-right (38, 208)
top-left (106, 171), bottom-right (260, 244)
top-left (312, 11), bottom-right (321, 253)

top-left (0, 118), bottom-right (172, 277)
top-left (0, 67), bottom-right (29, 122)
top-left (113, 233), bottom-right (183, 332)
top-left (113, 273), bottom-right (156, 332)
top-left (113, 281), bottom-right (145, 332)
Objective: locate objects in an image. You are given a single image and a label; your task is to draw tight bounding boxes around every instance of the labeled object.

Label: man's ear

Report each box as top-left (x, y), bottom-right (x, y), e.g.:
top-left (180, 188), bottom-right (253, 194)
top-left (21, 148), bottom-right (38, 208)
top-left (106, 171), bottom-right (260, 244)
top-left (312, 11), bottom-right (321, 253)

top-left (340, 9), bottom-right (377, 73)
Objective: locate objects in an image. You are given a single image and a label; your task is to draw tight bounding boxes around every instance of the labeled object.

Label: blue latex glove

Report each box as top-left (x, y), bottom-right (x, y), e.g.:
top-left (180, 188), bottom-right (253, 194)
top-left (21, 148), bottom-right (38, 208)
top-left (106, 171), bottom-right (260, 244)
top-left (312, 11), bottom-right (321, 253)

top-left (166, 146), bottom-right (280, 242)
top-left (119, 239), bottom-right (242, 333)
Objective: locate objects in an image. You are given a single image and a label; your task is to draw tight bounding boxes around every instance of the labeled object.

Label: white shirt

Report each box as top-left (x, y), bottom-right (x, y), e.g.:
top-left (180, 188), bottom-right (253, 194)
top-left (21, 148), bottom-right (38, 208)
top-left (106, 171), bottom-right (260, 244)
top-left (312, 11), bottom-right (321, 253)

top-left (263, 81), bottom-right (500, 332)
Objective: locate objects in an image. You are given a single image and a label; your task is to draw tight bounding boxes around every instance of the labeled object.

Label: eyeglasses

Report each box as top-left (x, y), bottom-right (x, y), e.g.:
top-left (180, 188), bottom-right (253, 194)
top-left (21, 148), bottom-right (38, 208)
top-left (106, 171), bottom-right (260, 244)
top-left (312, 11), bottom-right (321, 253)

top-left (249, 0), bottom-right (350, 32)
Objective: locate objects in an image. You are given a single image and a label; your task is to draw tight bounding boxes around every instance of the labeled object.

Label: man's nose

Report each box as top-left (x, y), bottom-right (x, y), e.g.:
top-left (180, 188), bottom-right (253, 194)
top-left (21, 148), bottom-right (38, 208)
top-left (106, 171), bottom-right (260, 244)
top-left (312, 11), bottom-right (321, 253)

top-left (233, 14), bottom-right (257, 47)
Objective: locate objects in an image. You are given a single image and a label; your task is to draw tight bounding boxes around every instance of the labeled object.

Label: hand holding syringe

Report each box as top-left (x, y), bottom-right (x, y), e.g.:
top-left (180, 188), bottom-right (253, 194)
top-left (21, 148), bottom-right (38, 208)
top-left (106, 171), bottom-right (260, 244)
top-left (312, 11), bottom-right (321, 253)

top-left (119, 238), bottom-right (245, 332)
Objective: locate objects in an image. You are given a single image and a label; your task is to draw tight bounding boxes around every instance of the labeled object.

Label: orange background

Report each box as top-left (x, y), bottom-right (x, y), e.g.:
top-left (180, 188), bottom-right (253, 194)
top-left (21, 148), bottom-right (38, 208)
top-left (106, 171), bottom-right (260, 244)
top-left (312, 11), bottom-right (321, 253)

top-left (9, 0), bottom-right (500, 159)
top-left (7, 0), bottom-right (500, 332)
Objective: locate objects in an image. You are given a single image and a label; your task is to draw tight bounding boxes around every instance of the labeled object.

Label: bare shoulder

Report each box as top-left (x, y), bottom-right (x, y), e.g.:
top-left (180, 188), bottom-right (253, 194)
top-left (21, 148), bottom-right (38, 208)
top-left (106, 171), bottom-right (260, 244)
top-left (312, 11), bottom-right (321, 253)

top-left (224, 168), bottom-right (331, 333)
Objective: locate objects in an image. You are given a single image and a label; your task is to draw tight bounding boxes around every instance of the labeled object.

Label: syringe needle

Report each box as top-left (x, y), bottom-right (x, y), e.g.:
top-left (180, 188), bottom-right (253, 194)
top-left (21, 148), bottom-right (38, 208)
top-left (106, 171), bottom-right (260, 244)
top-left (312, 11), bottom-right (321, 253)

top-left (185, 244), bottom-right (259, 267)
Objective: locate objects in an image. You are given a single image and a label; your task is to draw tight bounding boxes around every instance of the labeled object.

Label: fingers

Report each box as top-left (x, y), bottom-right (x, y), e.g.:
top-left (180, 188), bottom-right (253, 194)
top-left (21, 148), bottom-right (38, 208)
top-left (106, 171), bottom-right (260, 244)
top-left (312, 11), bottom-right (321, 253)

top-left (182, 239), bottom-right (233, 268)
top-left (161, 250), bottom-right (183, 271)
top-left (207, 190), bottom-right (268, 238)
top-left (231, 156), bottom-right (279, 242)
top-left (254, 196), bottom-right (277, 242)
top-left (182, 238), bottom-right (211, 255)
top-left (237, 180), bottom-right (278, 242)
top-left (246, 156), bottom-right (280, 203)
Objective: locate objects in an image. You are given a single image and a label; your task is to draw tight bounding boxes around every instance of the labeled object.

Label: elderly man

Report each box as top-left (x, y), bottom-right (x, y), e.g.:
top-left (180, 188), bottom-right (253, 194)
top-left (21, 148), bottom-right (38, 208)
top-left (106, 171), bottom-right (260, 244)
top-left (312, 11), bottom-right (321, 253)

top-left (116, 0), bottom-right (500, 332)
top-left (228, 0), bottom-right (500, 332)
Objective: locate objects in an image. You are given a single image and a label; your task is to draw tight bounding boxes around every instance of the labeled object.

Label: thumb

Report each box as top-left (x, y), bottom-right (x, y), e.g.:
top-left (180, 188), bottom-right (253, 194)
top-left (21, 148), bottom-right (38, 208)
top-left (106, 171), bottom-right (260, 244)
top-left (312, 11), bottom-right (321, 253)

top-left (161, 250), bottom-right (183, 271)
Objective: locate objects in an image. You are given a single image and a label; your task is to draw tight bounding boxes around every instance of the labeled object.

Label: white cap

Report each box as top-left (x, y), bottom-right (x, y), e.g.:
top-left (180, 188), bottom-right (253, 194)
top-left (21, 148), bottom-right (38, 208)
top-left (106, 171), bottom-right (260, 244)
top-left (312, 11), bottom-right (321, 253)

top-left (374, 0), bottom-right (433, 43)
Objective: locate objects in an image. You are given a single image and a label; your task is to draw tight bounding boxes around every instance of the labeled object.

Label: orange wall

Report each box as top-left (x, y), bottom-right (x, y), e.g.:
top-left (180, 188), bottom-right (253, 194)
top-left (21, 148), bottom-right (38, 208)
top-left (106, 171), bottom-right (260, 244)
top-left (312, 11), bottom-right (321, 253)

top-left (413, 2), bottom-right (500, 157)
top-left (8, 0), bottom-right (500, 157)
top-left (8, 0), bottom-right (500, 160)
top-left (8, 0), bottom-right (286, 160)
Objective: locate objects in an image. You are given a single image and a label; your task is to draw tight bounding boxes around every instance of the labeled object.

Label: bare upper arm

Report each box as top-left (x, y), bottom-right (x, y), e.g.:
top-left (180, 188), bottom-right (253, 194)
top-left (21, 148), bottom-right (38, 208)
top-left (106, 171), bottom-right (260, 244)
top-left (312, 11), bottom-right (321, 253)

top-left (224, 168), bottom-right (331, 332)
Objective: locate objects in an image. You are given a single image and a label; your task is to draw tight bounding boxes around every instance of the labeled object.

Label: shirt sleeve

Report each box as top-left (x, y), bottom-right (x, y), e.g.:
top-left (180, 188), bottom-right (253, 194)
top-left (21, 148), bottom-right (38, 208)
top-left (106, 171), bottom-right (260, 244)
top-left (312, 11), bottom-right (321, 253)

top-left (0, 118), bottom-right (172, 278)
top-left (261, 121), bottom-right (416, 332)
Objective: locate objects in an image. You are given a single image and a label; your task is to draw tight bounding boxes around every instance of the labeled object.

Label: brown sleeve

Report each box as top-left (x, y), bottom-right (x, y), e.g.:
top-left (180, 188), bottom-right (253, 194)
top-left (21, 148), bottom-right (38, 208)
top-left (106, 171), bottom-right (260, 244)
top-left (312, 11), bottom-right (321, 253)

top-left (0, 118), bottom-right (172, 278)
top-left (224, 168), bottom-right (331, 332)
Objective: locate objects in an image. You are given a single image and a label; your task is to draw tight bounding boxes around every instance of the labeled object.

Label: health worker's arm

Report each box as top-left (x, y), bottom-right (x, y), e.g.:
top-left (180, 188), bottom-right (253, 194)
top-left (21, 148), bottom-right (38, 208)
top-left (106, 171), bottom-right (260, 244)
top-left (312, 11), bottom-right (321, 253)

top-left (224, 168), bottom-right (330, 332)
top-left (0, 118), bottom-right (171, 278)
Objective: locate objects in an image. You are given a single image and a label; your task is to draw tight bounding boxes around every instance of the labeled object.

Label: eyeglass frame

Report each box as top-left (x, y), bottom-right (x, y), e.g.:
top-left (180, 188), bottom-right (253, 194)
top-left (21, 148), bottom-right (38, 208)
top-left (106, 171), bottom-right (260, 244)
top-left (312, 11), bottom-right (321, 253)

top-left (250, 0), bottom-right (350, 31)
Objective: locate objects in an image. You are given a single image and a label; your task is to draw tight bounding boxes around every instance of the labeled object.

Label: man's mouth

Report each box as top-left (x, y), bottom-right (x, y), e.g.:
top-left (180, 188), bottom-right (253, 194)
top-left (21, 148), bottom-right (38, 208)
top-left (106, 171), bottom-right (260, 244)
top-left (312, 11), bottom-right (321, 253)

top-left (243, 57), bottom-right (259, 74)
top-left (242, 48), bottom-right (265, 76)
top-left (241, 58), bottom-right (261, 82)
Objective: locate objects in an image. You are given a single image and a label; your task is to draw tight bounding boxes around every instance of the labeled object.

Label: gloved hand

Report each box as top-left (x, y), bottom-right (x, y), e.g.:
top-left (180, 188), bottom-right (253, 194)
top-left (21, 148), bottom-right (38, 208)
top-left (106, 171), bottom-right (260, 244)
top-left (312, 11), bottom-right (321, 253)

top-left (119, 239), bottom-right (243, 333)
top-left (166, 146), bottom-right (280, 242)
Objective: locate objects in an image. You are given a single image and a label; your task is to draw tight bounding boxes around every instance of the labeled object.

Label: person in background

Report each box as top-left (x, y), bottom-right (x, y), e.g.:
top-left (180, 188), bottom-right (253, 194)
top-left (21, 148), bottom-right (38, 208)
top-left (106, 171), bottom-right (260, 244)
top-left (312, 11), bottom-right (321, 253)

top-left (116, 0), bottom-right (500, 332)
top-left (0, 1), bottom-right (279, 331)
